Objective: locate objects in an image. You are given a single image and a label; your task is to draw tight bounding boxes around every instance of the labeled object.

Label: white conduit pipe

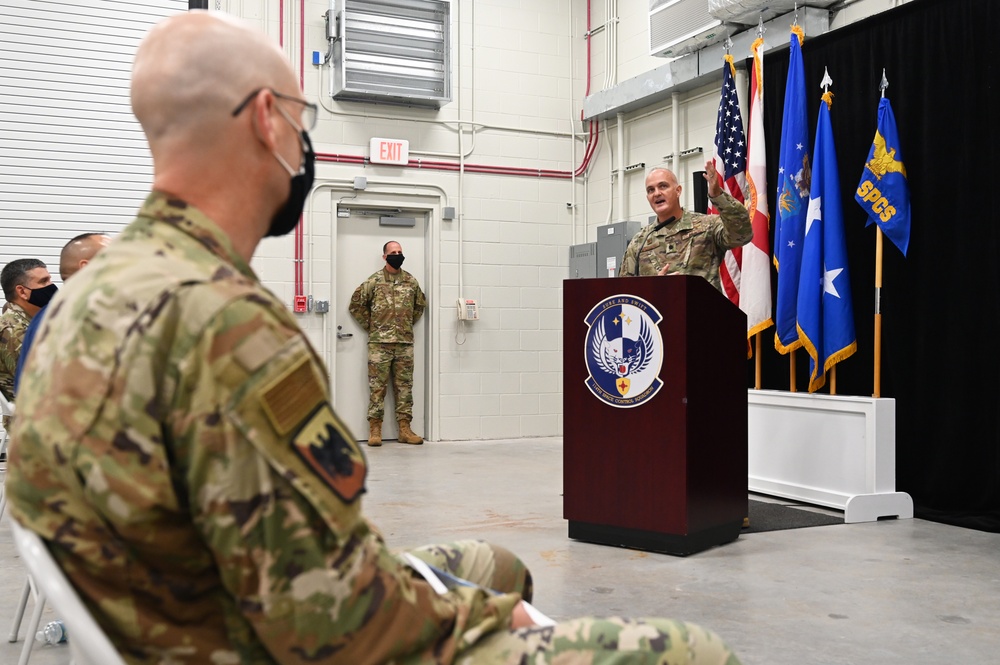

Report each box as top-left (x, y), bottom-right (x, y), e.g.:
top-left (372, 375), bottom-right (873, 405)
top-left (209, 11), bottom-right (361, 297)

top-left (671, 92), bottom-right (679, 176)
top-left (616, 112), bottom-right (624, 222)
top-left (610, 0), bottom-right (617, 87)
top-left (603, 0), bottom-right (608, 88)
top-left (569, 0), bottom-right (576, 245)
top-left (604, 120), bottom-right (613, 225)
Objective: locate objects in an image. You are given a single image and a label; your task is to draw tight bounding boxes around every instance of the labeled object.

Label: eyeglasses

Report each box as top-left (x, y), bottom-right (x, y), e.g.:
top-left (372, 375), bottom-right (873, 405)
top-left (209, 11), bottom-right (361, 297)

top-left (231, 88), bottom-right (318, 132)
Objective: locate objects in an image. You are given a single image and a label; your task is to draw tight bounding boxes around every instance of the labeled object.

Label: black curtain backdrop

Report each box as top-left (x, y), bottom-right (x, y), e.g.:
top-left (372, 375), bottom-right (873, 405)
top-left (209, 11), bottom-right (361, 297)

top-left (746, 0), bottom-right (1000, 531)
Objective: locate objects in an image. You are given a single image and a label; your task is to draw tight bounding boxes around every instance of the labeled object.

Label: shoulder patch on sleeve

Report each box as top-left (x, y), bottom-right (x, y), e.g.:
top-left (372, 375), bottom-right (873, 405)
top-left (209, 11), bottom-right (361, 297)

top-left (233, 326), bottom-right (285, 373)
top-left (260, 356), bottom-right (324, 436)
top-left (291, 403), bottom-right (367, 503)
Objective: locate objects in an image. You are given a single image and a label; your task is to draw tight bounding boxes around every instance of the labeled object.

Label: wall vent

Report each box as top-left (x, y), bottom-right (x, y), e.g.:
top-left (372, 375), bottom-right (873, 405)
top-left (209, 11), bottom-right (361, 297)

top-left (332, 0), bottom-right (451, 108)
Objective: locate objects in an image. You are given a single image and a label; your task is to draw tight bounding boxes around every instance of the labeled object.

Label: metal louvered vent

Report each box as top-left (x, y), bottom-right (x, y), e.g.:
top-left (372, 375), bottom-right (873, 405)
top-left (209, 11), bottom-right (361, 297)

top-left (331, 0), bottom-right (451, 108)
top-left (649, 0), bottom-right (725, 58)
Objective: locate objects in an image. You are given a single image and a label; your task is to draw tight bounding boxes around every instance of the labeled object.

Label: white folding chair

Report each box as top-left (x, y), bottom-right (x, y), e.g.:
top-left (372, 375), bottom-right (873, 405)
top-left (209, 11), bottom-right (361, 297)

top-left (0, 390), bottom-right (13, 521)
top-left (0, 392), bottom-right (37, 665)
top-left (7, 574), bottom-right (43, 665)
top-left (10, 520), bottom-right (127, 665)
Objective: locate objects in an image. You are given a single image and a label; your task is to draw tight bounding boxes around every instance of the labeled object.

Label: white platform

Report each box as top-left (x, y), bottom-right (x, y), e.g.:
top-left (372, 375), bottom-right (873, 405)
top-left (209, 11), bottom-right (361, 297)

top-left (748, 390), bottom-right (913, 524)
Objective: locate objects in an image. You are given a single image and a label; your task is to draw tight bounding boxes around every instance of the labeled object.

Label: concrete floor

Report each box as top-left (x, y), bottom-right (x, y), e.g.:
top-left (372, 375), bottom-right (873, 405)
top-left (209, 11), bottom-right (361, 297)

top-left (3, 437), bottom-right (1000, 664)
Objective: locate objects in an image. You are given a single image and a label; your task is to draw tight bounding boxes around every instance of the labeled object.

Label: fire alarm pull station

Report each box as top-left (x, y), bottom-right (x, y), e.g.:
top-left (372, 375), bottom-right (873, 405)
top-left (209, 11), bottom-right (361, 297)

top-left (457, 298), bottom-right (479, 321)
top-left (293, 295), bottom-right (308, 313)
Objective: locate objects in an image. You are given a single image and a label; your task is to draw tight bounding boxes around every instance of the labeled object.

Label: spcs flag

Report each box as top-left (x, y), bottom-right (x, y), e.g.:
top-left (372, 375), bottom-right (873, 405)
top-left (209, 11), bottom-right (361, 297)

top-left (773, 26), bottom-right (811, 355)
top-left (796, 90), bottom-right (857, 392)
top-left (855, 97), bottom-right (911, 256)
top-left (712, 54), bottom-right (748, 305)
top-left (742, 35), bottom-right (773, 354)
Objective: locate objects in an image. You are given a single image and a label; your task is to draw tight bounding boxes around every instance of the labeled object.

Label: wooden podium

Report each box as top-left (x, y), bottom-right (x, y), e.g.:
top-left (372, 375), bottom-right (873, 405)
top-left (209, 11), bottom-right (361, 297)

top-left (563, 275), bottom-right (747, 556)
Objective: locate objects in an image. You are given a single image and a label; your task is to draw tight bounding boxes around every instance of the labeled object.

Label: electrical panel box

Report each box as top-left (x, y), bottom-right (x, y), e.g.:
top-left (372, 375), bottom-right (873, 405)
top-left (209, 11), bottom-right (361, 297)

top-left (596, 221), bottom-right (641, 278)
top-left (568, 242), bottom-right (598, 279)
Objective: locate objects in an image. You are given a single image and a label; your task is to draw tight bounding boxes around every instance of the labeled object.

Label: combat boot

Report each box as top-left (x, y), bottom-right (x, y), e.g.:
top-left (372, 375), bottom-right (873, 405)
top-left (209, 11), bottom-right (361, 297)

top-left (397, 420), bottom-right (423, 445)
top-left (368, 419), bottom-right (382, 446)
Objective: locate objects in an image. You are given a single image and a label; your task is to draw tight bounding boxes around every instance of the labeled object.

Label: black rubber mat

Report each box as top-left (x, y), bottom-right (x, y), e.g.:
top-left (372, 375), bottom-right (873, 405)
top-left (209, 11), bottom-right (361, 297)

top-left (743, 500), bottom-right (844, 534)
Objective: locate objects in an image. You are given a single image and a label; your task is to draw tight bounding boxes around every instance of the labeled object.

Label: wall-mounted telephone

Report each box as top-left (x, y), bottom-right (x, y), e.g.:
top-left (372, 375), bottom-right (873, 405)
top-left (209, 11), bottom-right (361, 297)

top-left (457, 298), bottom-right (479, 320)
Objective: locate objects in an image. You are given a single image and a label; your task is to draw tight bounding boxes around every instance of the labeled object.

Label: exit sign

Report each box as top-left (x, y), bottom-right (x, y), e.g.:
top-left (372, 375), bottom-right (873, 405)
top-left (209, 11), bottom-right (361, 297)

top-left (370, 137), bottom-right (409, 165)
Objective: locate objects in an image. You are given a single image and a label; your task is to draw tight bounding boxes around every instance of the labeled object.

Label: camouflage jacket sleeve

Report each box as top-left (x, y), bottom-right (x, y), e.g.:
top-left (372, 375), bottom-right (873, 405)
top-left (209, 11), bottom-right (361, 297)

top-left (708, 191), bottom-right (753, 249)
top-left (189, 297), bottom-right (519, 664)
top-left (618, 231), bottom-right (644, 277)
top-left (0, 310), bottom-right (26, 400)
top-left (348, 277), bottom-right (373, 332)
top-left (412, 278), bottom-right (427, 324)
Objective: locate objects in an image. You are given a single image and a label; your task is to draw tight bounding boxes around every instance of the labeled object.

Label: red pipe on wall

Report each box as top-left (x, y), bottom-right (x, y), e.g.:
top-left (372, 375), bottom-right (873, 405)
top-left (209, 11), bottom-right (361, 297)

top-left (316, 152), bottom-right (573, 179)
top-left (575, 0), bottom-right (597, 177)
top-left (296, 0), bottom-right (306, 302)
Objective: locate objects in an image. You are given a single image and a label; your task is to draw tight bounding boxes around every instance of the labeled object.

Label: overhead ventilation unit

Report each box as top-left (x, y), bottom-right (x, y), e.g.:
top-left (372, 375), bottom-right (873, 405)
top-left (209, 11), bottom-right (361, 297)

top-left (331, 0), bottom-right (451, 108)
top-left (708, 0), bottom-right (841, 26)
top-left (649, 0), bottom-right (726, 59)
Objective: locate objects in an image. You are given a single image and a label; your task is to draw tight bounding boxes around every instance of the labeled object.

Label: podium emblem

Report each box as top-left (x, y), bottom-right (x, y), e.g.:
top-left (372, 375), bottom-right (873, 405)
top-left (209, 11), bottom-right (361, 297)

top-left (584, 294), bottom-right (664, 408)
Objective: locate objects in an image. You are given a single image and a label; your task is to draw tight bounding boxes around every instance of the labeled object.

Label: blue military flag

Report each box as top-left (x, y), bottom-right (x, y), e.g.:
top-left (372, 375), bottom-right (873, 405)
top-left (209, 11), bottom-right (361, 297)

top-left (855, 97), bottom-right (911, 256)
top-left (773, 27), bottom-right (811, 355)
top-left (797, 90), bottom-right (857, 392)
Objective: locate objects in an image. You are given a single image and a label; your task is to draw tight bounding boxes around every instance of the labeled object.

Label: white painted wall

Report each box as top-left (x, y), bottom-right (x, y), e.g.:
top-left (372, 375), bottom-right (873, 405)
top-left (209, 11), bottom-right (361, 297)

top-left (0, 0), bottom-right (908, 441)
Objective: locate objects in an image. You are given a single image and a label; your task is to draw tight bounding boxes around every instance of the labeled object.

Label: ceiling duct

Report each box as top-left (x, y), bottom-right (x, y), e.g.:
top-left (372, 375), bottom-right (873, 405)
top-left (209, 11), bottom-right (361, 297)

top-left (588, 6), bottom-right (830, 121)
top-left (707, 0), bottom-right (841, 25)
top-left (649, 0), bottom-right (729, 59)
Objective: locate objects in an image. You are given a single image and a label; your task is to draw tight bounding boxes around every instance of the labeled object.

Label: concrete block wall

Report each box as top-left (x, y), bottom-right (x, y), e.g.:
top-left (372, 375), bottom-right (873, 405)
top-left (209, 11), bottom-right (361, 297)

top-left (240, 0), bottom-right (578, 440)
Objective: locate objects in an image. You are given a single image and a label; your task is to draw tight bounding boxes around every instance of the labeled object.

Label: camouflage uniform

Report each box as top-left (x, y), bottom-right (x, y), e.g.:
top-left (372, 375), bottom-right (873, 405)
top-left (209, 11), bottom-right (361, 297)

top-left (0, 302), bottom-right (30, 401)
top-left (349, 268), bottom-right (426, 422)
top-left (0, 302), bottom-right (31, 428)
top-left (6, 194), bottom-right (521, 663)
top-left (619, 192), bottom-right (752, 293)
top-left (7, 194), bottom-right (741, 665)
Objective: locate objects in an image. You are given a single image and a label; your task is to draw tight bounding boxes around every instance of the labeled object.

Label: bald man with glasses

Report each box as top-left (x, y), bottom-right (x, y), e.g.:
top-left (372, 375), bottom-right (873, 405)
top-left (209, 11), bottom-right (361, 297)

top-left (6, 12), bottom-right (741, 665)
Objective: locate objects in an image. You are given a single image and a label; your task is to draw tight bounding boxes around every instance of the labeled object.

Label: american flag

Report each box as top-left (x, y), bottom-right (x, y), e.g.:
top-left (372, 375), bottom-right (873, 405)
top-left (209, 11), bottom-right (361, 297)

top-left (711, 55), bottom-right (748, 305)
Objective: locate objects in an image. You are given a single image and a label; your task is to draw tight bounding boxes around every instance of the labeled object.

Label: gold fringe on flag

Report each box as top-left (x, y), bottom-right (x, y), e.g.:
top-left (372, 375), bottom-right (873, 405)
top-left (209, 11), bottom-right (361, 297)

top-left (791, 24), bottom-right (804, 45)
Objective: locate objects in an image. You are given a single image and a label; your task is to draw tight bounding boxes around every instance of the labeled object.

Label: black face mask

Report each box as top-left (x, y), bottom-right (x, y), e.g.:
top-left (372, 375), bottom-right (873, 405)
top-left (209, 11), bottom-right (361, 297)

top-left (27, 283), bottom-right (58, 308)
top-left (267, 130), bottom-right (316, 238)
top-left (386, 254), bottom-right (405, 270)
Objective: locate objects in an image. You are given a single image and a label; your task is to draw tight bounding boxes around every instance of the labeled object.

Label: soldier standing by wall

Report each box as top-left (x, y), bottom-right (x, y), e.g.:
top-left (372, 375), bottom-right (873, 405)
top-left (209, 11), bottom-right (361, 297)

top-left (350, 240), bottom-right (427, 446)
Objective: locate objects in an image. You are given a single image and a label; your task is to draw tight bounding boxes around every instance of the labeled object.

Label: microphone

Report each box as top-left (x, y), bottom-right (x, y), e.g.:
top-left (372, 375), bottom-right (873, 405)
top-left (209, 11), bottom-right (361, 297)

top-left (630, 216), bottom-right (676, 276)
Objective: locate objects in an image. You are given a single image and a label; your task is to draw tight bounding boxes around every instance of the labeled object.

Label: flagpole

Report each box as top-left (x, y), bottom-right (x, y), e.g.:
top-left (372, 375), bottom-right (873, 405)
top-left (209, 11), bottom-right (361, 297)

top-left (789, 8), bottom-right (800, 395)
top-left (821, 66), bottom-right (838, 397)
top-left (774, 20), bottom-right (807, 390)
top-left (755, 333), bottom-right (762, 388)
top-left (872, 69), bottom-right (888, 399)
top-left (874, 227), bottom-right (884, 397)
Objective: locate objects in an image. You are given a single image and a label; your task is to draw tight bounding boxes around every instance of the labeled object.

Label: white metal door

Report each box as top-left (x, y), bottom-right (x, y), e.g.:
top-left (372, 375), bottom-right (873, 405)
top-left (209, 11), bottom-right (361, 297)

top-left (334, 211), bottom-right (427, 442)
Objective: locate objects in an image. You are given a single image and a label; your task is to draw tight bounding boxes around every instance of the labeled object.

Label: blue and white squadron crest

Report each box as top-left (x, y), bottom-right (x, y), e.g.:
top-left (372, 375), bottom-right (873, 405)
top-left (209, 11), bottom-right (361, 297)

top-left (584, 295), bottom-right (664, 408)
